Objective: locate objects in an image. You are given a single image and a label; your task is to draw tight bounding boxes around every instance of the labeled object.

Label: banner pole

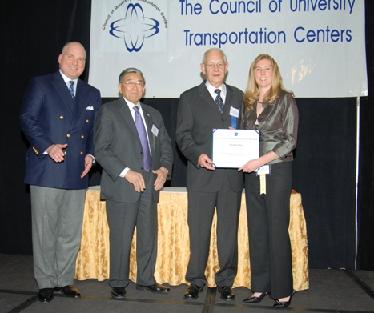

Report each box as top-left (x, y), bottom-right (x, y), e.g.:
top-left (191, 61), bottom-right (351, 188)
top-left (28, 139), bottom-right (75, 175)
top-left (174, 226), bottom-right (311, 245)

top-left (355, 96), bottom-right (360, 270)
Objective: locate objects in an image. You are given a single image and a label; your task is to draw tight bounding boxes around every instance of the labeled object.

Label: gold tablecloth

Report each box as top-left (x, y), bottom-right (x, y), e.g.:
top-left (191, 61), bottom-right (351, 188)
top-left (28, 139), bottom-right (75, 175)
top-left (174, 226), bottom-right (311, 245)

top-left (75, 187), bottom-right (309, 291)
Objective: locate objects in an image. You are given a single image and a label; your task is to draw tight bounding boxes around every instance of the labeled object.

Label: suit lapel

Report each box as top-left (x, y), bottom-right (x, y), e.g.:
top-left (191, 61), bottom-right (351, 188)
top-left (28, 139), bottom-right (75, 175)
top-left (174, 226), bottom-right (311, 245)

top-left (117, 98), bottom-right (140, 141)
top-left (198, 83), bottom-right (219, 111)
top-left (119, 99), bottom-right (155, 157)
top-left (74, 80), bottom-right (88, 118)
top-left (71, 79), bottom-right (86, 125)
top-left (51, 72), bottom-right (74, 124)
top-left (141, 105), bottom-right (156, 156)
top-left (223, 85), bottom-right (232, 115)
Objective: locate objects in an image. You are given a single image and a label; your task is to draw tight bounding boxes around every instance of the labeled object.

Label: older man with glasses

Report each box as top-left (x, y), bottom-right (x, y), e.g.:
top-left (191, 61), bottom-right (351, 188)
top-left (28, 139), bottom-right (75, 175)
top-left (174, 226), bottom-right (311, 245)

top-left (94, 67), bottom-right (173, 300)
top-left (176, 48), bottom-right (244, 301)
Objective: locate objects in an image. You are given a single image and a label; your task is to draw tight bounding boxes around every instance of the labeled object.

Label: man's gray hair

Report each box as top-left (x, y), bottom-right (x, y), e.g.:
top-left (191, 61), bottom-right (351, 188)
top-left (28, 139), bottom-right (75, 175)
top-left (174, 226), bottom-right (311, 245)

top-left (61, 42), bottom-right (86, 56)
top-left (202, 48), bottom-right (227, 65)
top-left (119, 67), bottom-right (145, 84)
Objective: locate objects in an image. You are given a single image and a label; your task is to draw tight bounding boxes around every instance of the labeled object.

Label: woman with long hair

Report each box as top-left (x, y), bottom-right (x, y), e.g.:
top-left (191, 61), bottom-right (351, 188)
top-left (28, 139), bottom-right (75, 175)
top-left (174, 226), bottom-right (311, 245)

top-left (240, 54), bottom-right (299, 308)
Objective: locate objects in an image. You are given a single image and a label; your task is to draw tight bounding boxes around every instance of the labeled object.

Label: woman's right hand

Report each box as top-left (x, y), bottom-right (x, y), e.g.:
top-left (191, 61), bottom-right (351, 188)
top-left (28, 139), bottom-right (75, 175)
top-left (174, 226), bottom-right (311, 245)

top-left (239, 159), bottom-right (262, 173)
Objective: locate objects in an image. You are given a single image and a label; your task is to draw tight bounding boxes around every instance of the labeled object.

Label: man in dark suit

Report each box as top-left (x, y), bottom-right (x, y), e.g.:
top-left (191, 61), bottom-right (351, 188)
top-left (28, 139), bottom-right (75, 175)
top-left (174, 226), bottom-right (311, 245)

top-left (94, 68), bottom-right (173, 300)
top-left (176, 48), bottom-right (243, 300)
top-left (19, 42), bottom-right (101, 303)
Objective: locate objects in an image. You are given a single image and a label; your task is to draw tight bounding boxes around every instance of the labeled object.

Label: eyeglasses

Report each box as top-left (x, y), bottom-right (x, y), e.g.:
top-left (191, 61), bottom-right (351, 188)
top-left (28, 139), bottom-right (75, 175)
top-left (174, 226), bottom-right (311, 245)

top-left (206, 63), bottom-right (226, 69)
top-left (121, 81), bottom-right (145, 87)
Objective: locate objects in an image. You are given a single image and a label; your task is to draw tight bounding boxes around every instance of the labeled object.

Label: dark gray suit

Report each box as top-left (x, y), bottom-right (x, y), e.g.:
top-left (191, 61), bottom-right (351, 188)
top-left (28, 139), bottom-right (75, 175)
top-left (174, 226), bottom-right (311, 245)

top-left (94, 98), bottom-right (173, 287)
top-left (176, 82), bottom-right (243, 288)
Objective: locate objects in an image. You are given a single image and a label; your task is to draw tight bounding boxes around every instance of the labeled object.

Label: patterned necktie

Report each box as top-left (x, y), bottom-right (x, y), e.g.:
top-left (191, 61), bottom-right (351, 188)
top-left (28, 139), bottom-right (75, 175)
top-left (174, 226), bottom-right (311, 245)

top-left (68, 80), bottom-right (75, 98)
top-left (215, 89), bottom-right (224, 113)
top-left (134, 106), bottom-right (152, 171)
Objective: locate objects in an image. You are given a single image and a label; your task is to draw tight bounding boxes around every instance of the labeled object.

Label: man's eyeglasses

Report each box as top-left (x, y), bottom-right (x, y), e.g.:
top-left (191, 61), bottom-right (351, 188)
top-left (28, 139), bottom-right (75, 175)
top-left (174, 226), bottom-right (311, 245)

top-left (206, 63), bottom-right (225, 69)
top-left (121, 81), bottom-right (145, 87)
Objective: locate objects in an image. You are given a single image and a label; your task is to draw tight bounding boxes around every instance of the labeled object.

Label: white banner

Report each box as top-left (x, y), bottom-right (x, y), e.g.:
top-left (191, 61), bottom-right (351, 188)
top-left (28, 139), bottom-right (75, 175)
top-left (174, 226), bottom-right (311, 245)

top-left (89, 0), bottom-right (367, 98)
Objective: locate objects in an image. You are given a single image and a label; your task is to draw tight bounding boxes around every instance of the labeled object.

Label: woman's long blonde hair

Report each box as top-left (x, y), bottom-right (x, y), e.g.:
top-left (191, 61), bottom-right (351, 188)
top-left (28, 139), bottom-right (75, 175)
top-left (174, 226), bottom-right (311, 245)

top-left (244, 54), bottom-right (285, 110)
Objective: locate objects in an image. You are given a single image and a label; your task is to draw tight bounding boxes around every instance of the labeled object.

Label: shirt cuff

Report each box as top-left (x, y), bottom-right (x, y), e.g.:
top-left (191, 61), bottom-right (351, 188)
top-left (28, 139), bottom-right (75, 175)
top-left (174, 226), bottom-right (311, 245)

top-left (119, 167), bottom-right (130, 177)
top-left (87, 154), bottom-right (95, 163)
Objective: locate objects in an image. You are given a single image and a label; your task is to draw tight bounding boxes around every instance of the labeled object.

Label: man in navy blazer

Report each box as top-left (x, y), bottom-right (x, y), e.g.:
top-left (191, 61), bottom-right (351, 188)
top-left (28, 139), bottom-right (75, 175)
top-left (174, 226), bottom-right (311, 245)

top-left (20, 42), bottom-right (101, 303)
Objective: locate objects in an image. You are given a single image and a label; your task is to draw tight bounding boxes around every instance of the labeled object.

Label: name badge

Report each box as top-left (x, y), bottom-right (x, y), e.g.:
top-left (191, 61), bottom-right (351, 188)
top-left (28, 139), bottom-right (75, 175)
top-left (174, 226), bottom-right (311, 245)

top-left (230, 106), bottom-right (239, 118)
top-left (256, 165), bottom-right (270, 175)
top-left (151, 124), bottom-right (159, 137)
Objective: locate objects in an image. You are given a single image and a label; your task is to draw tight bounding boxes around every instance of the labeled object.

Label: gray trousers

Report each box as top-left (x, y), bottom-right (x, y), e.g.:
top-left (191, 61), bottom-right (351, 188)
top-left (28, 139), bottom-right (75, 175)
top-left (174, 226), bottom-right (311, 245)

top-left (106, 173), bottom-right (157, 288)
top-left (30, 186), bottom-right (85, 289)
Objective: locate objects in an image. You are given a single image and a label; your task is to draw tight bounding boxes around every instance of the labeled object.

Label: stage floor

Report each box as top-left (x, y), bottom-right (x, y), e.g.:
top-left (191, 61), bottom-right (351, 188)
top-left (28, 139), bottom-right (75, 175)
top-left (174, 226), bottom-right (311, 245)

top-left (0, 254), bottom-right (373, 313)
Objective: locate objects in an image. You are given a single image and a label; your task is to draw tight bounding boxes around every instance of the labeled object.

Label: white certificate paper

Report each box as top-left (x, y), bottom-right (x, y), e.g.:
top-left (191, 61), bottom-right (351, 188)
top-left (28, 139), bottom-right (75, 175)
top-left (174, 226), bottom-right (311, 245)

top-left (212, 129), bottom-right (259, 168)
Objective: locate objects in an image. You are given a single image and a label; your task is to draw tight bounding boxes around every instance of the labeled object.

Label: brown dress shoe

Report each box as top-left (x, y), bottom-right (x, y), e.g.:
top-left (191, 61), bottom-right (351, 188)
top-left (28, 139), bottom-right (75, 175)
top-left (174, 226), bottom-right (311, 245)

top-left (61, 285), bottom-right (81, 298)
top-left (136, 283), bottom-right (170, 293)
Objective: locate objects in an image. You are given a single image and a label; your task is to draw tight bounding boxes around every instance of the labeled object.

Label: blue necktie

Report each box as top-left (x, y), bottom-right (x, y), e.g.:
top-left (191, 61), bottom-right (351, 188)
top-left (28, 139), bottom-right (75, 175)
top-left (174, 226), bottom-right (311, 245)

top-left (69, 80), bottom-right (75, 98)
top-left (134, 106), bottom-right (152, 171)
top-left (215, 89), bottom-right (224, 113)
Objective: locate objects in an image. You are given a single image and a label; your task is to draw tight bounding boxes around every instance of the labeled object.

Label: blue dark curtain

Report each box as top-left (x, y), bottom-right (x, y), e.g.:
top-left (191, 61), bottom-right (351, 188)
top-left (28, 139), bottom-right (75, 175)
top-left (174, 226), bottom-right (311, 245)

top-left (357, 1), bottom-right (374, 269)
top-left (0, 0), bottom-right (91, 253)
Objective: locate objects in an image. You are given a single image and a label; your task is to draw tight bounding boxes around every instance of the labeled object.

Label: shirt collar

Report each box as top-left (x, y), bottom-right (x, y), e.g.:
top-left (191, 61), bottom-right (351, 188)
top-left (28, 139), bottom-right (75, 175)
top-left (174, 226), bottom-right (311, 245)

top-left (123, 97), bottom-right (141, 111)
top-left (205, 81), bottom-right (226, 100)
top-left (59, 70), bottom-right (78, 85)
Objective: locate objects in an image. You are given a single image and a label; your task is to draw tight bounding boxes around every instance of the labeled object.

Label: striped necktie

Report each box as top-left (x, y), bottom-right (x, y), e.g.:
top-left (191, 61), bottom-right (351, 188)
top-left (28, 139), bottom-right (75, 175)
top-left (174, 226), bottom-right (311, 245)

top-left (68, 80), bottom-right (75, 98)
top-left (215, 89), bottom-right (224, 113)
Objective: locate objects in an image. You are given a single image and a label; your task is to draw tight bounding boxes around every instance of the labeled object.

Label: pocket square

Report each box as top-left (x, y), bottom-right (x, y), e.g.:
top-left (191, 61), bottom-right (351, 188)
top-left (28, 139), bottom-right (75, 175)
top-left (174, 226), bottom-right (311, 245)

top-left (86, 106), bottom-right (94, 111)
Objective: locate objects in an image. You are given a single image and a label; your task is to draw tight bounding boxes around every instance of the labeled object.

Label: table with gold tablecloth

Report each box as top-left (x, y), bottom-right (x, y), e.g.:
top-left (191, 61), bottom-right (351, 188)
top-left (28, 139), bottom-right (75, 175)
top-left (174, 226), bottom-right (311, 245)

top-left (75, 187), bottom-right (309, 291)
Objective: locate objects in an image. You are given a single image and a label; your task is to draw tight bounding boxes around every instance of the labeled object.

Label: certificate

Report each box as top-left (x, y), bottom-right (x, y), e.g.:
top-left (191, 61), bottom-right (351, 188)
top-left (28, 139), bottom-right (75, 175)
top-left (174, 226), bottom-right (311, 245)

top-left (212, 129), bottom-right (259, 168)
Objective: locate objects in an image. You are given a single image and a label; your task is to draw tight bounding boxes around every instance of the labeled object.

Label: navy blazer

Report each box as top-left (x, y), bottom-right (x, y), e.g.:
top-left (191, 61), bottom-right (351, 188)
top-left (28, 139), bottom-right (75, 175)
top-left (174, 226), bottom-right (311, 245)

top-left (20, 71), bottom-right (101, 189)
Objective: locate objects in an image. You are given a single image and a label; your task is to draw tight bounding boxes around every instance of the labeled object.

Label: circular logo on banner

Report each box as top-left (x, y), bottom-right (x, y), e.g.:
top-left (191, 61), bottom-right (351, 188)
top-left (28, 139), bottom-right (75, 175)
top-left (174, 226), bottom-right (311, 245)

top-left (106, 0), bottom-right (167, 53)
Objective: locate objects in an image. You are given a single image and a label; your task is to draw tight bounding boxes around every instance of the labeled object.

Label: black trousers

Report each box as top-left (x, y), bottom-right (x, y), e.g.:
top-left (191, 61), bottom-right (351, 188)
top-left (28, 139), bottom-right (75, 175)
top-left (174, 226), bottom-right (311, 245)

top-left (186, 180), bottom-right (242, 288)
top-left (244, 161), bottom-right (293, 299)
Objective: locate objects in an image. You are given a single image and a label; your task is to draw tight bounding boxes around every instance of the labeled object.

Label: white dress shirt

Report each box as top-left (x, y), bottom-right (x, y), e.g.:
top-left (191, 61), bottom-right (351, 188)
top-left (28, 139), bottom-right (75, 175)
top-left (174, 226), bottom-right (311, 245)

top-left (119, 98), bottom-right (151, 177)
top-left (205, 81), bottom-right (227, 103)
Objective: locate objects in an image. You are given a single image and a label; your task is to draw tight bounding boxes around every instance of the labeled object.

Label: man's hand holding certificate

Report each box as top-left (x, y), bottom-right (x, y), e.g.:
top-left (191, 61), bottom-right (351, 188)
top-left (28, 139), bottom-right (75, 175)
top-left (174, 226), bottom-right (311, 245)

top-left (212, 129), bottom-right (259, 168)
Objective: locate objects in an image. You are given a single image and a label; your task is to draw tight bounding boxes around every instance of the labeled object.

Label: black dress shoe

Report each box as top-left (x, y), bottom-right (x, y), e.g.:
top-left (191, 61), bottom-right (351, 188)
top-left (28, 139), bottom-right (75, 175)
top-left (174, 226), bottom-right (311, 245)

top-left (184, 284), bottom-right (203, 299)
top-left (38, 288), bottom-right (54, 303)
top-left (218, 286), bottom-right (235, 300)
top-left (273, 294), bottom-right (292, 308)
top-left (53, 287), bottom-right (62, 293)
top-left (136, 283), bottom-right (170, 293)
top-left (111, 287), bottom-right (126, 300)
top-left (243, 292), bottom-right (268, 303)
top-left (61, 285), bottom-right (81, 298)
